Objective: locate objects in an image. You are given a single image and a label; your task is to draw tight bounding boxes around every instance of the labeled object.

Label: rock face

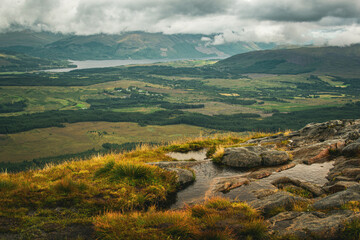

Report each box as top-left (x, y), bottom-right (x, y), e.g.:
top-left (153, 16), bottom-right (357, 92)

top-left (221, 146), bottom-right (290, 168)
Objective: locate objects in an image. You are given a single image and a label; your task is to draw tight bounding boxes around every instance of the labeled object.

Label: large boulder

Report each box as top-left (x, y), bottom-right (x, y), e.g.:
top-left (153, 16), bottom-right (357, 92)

top-left (221, 146), bottom-right (290, 168)
top-left (222, 147), bottom-right (262, 168)
top-left (261, 150), bottom-right (290, 166)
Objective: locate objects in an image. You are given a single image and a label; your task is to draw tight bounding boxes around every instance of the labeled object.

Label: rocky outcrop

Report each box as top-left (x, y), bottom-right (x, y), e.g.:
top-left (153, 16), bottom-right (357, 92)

top-left (165, 119), bottom-right (360, 239)
top-left (221, 146), bottom-right (290, 168)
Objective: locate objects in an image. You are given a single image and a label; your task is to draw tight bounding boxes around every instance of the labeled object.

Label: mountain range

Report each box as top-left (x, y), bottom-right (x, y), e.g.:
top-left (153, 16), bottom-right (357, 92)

top-left (0, 30), bottom-right (275, 60)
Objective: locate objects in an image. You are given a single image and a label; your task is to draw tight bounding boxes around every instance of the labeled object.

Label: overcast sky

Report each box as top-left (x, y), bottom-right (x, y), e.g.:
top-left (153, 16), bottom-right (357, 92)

top-left (1, 0), bottom-right (360, 46)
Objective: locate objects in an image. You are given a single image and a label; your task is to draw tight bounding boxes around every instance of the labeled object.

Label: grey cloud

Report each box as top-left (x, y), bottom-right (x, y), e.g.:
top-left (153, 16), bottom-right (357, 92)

top-left (235, 0), bottom-right (360, 22)
top-left (0, 0), bottom-right (360, 46)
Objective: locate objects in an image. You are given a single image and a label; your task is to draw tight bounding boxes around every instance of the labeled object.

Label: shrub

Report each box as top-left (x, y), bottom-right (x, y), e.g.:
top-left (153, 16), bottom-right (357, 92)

top-left (94, 160), bottom-right (115, 178)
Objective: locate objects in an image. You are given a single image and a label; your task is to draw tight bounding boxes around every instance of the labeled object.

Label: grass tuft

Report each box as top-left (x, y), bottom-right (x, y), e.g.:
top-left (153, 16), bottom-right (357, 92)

top-left (212, 146), bottom-right (225, 163)
top-left (52, 177), bottom-right (88, 194)
top-left (94, 160), bottom-right (115, 178)
top-left (205, 197), bottom-right (232, 210)
top-left (111, 163), bottom-right (153, 180)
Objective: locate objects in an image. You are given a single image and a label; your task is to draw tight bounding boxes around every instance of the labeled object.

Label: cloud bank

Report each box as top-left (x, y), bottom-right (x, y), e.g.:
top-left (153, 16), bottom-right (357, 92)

top-left (1, 0), bottom-right (360, 46)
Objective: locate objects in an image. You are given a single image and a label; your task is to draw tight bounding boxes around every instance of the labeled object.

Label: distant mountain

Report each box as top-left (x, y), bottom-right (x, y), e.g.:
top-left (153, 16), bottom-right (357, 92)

top-left (214, 45), bottom-right (360, 77)
top-left (0, 50), bottom-right (74, 71)
top-left (0, 31), bottom-right (275, 60)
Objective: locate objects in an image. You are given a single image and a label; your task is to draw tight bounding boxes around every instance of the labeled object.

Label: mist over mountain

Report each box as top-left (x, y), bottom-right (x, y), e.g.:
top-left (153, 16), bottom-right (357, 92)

top-left (0, 30), bottom-right (275, 60)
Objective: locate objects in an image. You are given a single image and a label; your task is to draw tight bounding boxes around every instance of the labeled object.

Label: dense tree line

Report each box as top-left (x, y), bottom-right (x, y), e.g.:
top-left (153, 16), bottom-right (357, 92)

top-left (87, 93), bottom-right (165, 110)
top-left (1, 102), bottom-right (360, 135)
top-left (160, 103), bottom-right (205, 110)
top-left (0, 100), bottom-right (27, 113)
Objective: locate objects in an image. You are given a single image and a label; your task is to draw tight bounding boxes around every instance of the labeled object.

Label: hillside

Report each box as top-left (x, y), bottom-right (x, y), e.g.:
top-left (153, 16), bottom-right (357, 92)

top-left (0, 50), bottom-right (74, 71)
top-left (215, 44), bottom-right (360, 77)
top-left (1, 119), bottom-right (360, 239)
top-left (0, 31), bottom-right (275, 60)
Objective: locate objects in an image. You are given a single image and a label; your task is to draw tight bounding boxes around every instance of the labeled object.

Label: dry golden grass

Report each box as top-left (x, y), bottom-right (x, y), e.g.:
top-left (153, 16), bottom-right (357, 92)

top-left (95, 197), bottom-right (267, 240)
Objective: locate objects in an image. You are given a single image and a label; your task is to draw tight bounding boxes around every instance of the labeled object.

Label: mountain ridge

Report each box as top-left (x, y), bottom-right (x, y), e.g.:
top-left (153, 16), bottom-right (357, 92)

top-left (214, 44), bottom-right (360, 77)
top-left (0, 30), bottom-right (275, 60)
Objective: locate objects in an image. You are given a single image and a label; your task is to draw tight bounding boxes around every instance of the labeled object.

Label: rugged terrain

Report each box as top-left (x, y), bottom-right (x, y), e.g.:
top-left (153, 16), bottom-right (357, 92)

top-left (1, 119), bottom-right (360, 239)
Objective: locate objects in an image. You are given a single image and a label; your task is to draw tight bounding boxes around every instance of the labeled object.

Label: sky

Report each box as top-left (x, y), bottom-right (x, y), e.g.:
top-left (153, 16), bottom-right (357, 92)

top-left (1, 0), bottom-right (360, 46)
